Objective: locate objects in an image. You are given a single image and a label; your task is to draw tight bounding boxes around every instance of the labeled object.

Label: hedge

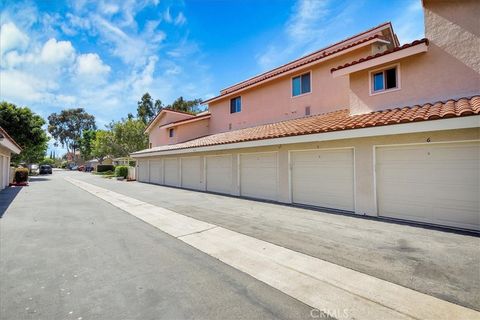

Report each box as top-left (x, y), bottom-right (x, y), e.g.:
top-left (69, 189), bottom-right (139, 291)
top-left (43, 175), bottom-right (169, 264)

top-left (115, 166), bottom-right (129, 178)
top-left (14, 168), bottom-right (29, 183)
top-left (97, 164), bottom-right (115, 173)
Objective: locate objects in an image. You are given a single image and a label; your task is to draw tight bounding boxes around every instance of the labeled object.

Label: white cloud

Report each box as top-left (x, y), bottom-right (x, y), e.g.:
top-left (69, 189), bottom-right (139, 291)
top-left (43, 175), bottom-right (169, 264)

top-left (286, 0), bottom-right (329, 42)
top-left (0, 0), bottom-right (212, 134)
top-left (175, 12), bottom-right (186, 26)
top-left (0, 22), bottom-right (30, 55)
top-left (256, 0), bottom-right (377, 71)
top-left (75, 53), bottom-right (111, 76)
top-left (163, 7), bottom-right (173, 23)
top-left (40, 38), bottom-right (76, 64)
top-left (0, 69), bottom-right (56, 102)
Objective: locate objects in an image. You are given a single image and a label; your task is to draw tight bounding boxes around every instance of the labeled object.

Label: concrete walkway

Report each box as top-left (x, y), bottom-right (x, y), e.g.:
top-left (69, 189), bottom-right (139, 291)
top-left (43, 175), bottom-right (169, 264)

top-left (70, 171), bottom-right (480, 311)
top-left (0, 174), bottom-right (315, 320)
top-left (66, 176), bottom-right (479, 320)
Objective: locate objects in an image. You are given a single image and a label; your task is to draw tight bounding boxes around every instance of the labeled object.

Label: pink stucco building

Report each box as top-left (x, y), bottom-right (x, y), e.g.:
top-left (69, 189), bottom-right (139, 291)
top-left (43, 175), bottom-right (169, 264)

top-left (133, 0), bottom-right (479, 231)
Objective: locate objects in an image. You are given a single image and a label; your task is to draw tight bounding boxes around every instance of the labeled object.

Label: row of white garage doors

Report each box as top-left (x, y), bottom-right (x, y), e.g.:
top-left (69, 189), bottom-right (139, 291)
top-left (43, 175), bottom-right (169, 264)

top-left (137, 141), bottom-right (479, 231)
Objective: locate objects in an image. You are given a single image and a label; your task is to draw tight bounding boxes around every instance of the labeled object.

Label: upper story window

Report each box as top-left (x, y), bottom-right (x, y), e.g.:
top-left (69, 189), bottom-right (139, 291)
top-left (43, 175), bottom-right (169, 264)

top-left (169, 128), bottom-right (174, 137)
top-left (230, 96), bottom-right (241, 113)
top-left (292, 72), bottom-right (311, 97)
top-left (371, 65), bottom-right (399, 94)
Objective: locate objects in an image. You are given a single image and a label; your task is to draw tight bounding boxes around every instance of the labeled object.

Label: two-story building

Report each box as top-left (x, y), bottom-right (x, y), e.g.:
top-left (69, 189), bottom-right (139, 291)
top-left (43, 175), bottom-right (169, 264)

top-left (132, 0), bottom-right (480, 231)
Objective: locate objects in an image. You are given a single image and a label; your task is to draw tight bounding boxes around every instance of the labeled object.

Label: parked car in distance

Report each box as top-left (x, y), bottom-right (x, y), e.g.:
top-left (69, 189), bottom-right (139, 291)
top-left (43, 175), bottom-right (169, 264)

top-left (78, 165), bottom-right (85, 171)
top-left (29, 164), bottom-right (39, 175)
top-left (71, 165), bottom-right (78, 171)
top-left (39, 165), bottom-right (52, 174)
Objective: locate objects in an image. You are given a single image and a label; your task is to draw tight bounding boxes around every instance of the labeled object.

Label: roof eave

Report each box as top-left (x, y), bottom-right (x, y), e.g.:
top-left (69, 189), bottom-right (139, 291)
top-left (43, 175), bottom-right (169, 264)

top-left (204, 37), bottom-right (391, 105)
top-left (161, 115), bottom-right (211, 129)
top-left (332, 41), bottom-right (429, 77)
top-left (145, 109), bottom-right (196, 133)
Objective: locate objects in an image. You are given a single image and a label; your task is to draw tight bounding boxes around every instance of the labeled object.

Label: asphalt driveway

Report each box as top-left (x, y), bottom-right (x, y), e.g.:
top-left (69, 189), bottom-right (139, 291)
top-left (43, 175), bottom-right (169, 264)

top-left (70, 170), bottom-right (480, 311)
top-left (0, 173), bottom-right (315, 320)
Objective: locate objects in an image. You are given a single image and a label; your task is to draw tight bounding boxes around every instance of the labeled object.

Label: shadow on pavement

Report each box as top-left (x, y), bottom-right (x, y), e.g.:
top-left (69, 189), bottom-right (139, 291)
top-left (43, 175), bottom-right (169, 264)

top-left (28, 176), bottom-right (52, 182)
top-left (0, 186), bottom-right (23, 218)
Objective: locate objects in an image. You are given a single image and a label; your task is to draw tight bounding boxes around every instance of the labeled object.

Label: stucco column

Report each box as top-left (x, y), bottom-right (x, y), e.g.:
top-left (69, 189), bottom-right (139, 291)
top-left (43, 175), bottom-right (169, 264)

top-left (232, 154), bottom-right (240, 196)
top-left (277, 148), bottom-right (290, 203)
top-left (354, 142), bottom-right (377, 216)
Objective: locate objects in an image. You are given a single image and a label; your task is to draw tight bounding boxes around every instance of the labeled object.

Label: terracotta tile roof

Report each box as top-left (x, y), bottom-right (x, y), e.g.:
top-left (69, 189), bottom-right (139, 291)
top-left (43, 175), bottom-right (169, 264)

top-left (331, 38), bottom-right (429, 73)
top-left (133, 96), bottom-right (480, 155)
top-left (204, 23), bottom-right (397, 104)
top-left (0, 127), bottom-right (22, 151)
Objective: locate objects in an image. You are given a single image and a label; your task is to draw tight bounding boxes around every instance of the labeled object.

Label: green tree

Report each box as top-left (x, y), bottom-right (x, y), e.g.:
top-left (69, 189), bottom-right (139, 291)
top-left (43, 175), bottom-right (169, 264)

top-left (48, 108), bottom-right (96, 162)
top-left (40, 157), bottom-right (55, 166)
top-left (109, 118), bottom-right (148, 157)
top-left (137, 93), bottom-right (165, 123)
top-left (0, 101), bottom-right (48, 164)
top-left (79, 129), bottom-right (96, 160)
top-left (166, 96), bottom-right (203, 113)
top-left (92, 130), bottom-right (115, 163)
top-left (137, 92), bottom-right (154, 123)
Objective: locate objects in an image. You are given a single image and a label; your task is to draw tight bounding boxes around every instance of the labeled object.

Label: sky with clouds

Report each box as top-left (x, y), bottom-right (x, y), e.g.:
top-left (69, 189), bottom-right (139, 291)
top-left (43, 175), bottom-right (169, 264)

top-left (0, 0), bottom-right (424, 155)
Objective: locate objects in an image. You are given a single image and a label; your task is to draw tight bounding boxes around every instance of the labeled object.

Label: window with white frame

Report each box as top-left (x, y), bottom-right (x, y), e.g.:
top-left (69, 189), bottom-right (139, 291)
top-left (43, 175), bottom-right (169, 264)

top-left (371, 66), bottom-right (398, 93)
top-left (292, 72), bottom-right (311, 96)
top-left (230, 96), bottom-right (241, 113)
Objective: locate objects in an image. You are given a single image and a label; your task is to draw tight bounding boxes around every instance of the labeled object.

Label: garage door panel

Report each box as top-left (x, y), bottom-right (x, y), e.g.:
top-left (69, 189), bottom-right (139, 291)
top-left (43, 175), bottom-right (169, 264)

top-left (377, 142), bottom-right (480, 230)
top-left (240, 153), bottom-right (278, 201)
top-left (181, 157), bottom-right (203, 190)
top-left (291, 149), bottom-right (354, 212)
top-left (164, 158), bottom-right (179, 186)
top-left (149, 160), bottom-right (162, 184)
top-left (137, 160), bottom-right (149, 182)
top-left (206, 155), bottom-right (232, 194)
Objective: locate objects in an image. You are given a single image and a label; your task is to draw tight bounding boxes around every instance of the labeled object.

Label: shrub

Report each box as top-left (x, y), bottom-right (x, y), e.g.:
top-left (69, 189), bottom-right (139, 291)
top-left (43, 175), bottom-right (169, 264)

top-left (14, 168), bottom-right (29, 183)
top-left (115, 166), bottom-right (129, 178)
top-left (97, 164), bottom-right (115, 173)
top-left (40, 158), bottom-right (55, 166)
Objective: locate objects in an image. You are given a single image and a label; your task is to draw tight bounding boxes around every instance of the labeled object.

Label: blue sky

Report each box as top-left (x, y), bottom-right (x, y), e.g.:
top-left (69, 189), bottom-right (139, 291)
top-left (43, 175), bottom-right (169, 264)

top-left (0, 0), bottom-right (424, 155)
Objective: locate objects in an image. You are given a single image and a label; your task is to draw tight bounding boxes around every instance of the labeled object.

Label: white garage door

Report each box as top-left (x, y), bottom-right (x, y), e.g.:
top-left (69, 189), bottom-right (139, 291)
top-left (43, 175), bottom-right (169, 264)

top-left (164, 158), bottom-right (179, 187)
top-left (206, 155), bottom-right (233, 194)
top-left (291, 149), bottom-right (355, 212)
top-left (240, 152), bottom-right (278, 201)
top-left (181, 157), bottom-right (203, 190)
top-left (376, 141), bottom-right (480, 230)
top-left (137, 160), bottom-right (149, 182)
top-left (149, 160), bottom-right (163, 184)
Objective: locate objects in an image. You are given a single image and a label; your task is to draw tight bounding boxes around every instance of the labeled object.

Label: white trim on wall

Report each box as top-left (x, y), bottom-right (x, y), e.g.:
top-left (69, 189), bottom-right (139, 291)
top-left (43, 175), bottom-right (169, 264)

top-left (368, 63), bottom-right (401, 96)
top-left (290, 70), bottom-right (313, 98)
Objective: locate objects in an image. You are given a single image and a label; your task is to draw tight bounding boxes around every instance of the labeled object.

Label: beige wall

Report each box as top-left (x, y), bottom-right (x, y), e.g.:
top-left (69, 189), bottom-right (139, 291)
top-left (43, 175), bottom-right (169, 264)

top-left (174, 119), bottom-right (210, 144)
top-left (136, 127), bottom-right (479, 217)
top-left (208, 45), bottom-right (374, 134)
top-left (424, 0), bottom-right (480, 74)
top-left (349, 0), bottom-right (480, 114)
